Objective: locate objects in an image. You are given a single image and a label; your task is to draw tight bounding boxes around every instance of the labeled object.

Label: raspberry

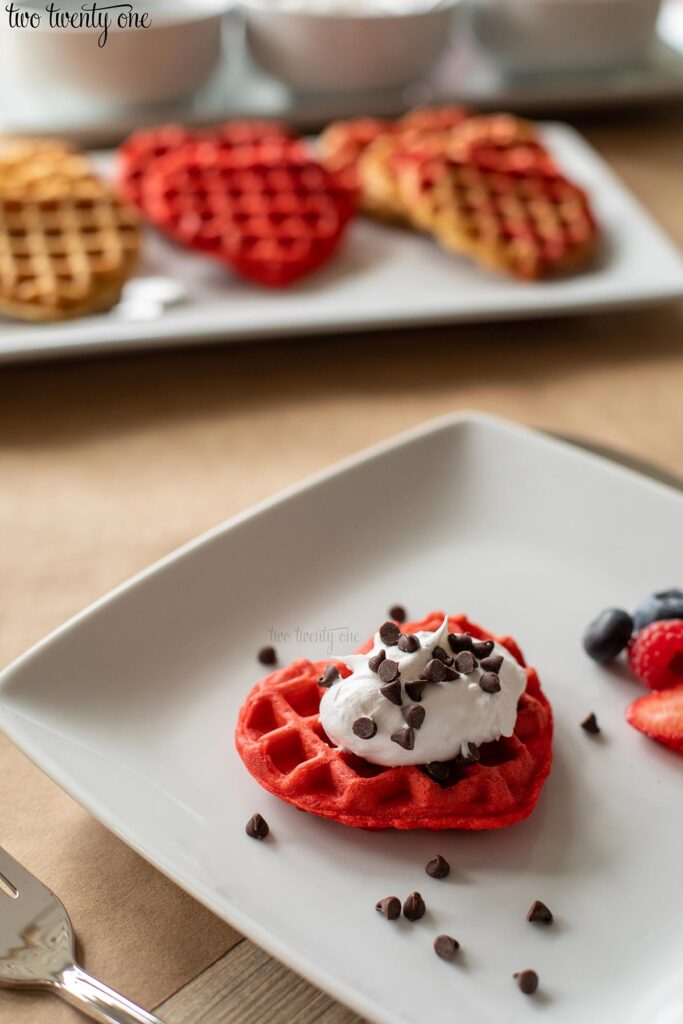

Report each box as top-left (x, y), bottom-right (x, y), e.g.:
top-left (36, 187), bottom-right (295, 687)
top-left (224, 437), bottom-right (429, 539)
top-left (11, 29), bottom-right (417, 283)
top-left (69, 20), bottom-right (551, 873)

top-left (628, 619), bottom-right (683, 690)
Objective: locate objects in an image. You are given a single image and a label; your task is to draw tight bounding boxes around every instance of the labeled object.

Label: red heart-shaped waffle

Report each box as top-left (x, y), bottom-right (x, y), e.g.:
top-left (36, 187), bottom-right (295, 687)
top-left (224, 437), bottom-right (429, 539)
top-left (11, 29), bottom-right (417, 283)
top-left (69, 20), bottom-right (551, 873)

top-left (235, 612), bottom-right (553, 830)
top-left (141, 140), bottom-right (355, 287)
top-left (117, 120), bottom-right (293, 213)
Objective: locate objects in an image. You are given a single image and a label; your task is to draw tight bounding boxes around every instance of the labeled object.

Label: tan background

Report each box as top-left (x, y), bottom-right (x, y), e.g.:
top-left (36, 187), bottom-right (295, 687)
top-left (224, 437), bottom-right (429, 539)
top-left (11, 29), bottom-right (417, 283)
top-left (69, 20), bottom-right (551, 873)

top-left (0, 107), bottom-right (682, 1023)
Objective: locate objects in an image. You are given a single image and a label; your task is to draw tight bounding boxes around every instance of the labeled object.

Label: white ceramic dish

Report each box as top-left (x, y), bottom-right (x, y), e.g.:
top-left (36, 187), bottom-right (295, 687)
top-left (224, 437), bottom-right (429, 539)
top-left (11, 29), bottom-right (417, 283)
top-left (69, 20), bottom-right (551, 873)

top-left (1, 412), bottom-right (682, 1024)
top-left (471, 0), bottom-right (662, 72)
top-left (2, 5), bottom-right (683, 144)
top-left (242, 0), bottom-right (460, 91)
top-left (0, 0), bottom-right (230, 107)
top-left (0, 123), bottom-right (682, 364)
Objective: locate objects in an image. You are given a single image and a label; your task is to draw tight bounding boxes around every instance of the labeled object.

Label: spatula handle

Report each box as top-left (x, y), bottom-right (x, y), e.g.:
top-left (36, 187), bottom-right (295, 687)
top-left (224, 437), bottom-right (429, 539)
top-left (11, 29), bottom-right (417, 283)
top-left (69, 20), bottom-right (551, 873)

top-left (55, 963), bottom-right (164, 1024)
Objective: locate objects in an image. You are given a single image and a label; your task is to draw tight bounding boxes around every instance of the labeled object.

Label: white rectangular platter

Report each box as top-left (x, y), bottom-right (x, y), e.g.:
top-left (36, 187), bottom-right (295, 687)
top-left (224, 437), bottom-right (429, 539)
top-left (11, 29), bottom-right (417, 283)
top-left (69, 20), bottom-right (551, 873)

top-left (0, 413), bottom-right (682, 1024)
top-left (0, 124), bottom-right (682, 363)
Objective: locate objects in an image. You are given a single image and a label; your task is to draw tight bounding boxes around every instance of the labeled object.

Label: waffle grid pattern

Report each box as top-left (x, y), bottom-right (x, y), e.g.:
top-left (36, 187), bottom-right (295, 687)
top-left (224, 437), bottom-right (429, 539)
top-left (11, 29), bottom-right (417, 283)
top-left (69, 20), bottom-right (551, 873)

top-left (399, 150), bottom-right (597, 280)
top-left (0, 194), bottom-right (140, 320)
top-left (142, 142), bottom-right (354, 287)
top-left (236, 613), bottom-right (553, 830)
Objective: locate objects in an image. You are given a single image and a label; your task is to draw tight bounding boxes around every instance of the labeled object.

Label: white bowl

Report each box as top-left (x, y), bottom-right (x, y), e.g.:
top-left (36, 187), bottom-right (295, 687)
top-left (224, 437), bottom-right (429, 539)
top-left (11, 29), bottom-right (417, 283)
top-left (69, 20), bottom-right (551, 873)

top-left (471, 0), bottom-right (662, 72)
top-left (242, 0), bottom-right (461, 92)
top-left (0, 0), bottom-right (230, 108)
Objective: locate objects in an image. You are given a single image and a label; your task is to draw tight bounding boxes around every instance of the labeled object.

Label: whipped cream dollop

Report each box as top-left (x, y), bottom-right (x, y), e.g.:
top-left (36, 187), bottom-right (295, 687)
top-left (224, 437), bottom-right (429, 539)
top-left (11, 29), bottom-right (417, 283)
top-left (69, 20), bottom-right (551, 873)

top-left (319, 617), bottom-right (526, 767)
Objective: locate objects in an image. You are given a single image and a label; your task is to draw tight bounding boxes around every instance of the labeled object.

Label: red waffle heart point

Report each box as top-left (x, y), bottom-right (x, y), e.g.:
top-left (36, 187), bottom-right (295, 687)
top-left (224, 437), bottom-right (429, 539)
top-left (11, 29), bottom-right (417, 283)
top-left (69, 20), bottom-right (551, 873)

top-left (235, 612), bottom-right (553, 830)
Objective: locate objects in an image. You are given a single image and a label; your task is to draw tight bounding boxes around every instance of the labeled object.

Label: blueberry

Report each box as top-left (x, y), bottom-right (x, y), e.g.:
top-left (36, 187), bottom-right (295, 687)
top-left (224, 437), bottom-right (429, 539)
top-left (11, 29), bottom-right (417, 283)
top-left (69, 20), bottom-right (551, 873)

top-left (583, 608), bottom-right (633, 663)
top-left (633, 588), bottom-right (683, 632)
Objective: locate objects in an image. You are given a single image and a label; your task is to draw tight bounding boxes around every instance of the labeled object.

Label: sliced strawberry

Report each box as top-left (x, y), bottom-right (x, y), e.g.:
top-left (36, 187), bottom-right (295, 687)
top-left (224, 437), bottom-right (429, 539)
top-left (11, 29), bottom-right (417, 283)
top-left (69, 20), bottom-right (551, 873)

top-left (626, 684), bottom-right (683, 752)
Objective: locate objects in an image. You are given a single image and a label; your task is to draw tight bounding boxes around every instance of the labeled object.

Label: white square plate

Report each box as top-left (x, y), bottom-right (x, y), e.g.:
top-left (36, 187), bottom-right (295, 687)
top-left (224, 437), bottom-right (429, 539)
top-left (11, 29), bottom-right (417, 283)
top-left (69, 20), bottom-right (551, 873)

top-left (1, 124), bottom-right (682, 364)
top-left (1, 413), bottom-right (682, 1024)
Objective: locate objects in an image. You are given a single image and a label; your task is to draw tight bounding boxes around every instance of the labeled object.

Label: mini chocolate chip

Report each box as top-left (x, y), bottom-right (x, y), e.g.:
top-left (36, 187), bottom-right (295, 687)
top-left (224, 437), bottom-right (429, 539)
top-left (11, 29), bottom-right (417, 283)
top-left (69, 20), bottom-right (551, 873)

top-left (454, 651), bottom-right (476, 674)
top-left (426, 855), bottom-right (450, 879)
top-left (472, 639), bottom-right (495, 659)
top-left (432, 646), bottom-right (453, 664)
top-left (389, 604), bottom-right (406, 623)
top-left (245, 813), bottom-right (269, 840)
top-left (425, 761), bottom-right (451, 780)
top-left (380, 680), bottom-right (402, 705)
top-left (376, 896), bottom-right (401, 920)
top-left (368, 649), bottom-right (386, 673)
top-left (448, 632), bottom-right (472, 653)
top-left (404, 681), bottom-right (426, 702)
top-left (442, 664), bottom-right (460, 681)
top-left (257, 646), bottom-right (277, 666)
top-left (403, 892), bottom-right (426, 921)
top-left (479, 671), bottom-right (501, 693)
top-left (423, 658), bottom-right (448, 682)
top-left (514, 970), bottom-right (539, 995)
top-left (391, 726), bottom-right (415, 750)
top-left (434, 934), bottom-right (459, 960)
top-left (379, 621), bottom-right (401, 646)
top-left (398, 633), bottom-right (420, 653)
top-left (455, 743), bottom-right (480, 764)
top-left (581, 712), bottom-right (600, 734)
top-left (480, 653), bottom-right (503, 673)
top-left (527, 900), bottom-right (553, 924)
top-left (378, 658), bottom-right (400, 683)
top-left (402, 703), bottom-right (426, 729)
top-left (318, 665), bottom-right (340, 687)
top-left (352, 717), bottom-right (377, 739)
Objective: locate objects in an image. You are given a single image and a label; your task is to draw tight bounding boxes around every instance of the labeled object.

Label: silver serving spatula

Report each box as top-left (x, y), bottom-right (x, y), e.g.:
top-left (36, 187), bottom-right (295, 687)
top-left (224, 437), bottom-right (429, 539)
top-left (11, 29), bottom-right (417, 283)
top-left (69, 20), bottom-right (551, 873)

top-left (0, 845), bottom-right (164, 1023)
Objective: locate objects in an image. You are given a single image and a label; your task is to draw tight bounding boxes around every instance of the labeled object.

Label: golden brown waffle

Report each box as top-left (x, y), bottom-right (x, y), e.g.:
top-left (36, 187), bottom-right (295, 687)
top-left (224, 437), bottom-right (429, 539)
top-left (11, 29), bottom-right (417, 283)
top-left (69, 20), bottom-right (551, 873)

top-left (357, 113), bottom-right (537, 225)
top-left (398, 147), bottom-right (598, 280)
top-left (0, 139), bottom-right (108, 201)
top-left (0, 192), bottom-right (140, 322)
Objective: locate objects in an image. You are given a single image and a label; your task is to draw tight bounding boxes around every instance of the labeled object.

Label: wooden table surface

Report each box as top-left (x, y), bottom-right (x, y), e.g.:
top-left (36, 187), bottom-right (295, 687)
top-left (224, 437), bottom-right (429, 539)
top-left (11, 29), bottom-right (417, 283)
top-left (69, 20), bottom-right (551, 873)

top-left (2, 106), bottom-right (683, 1024)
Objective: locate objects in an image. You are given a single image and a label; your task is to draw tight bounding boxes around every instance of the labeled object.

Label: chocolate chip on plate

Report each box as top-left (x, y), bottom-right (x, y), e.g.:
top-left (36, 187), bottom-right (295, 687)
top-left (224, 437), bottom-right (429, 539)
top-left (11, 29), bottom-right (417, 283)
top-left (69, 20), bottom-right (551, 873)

top-left (389, 604), bottom-right (407, 623)
top-left (380, 680), bottom-right (402, 706)
top-left (368, 649), bottom-right (386, 673)
top-left (402, 703), bottom-right (426, 729)
top-left (472, 639), bottom-right (495, 659)
top-left (404, 681), bottom-right (426, 702)
top-left (376, 896), bottom-right (401, 920)
top-left (423, 658), bottom-right (448, 682)
top-left (426, 855), bottom-right (450, 879)
top-left (434, 934), bottom-right (460, 960)
top-left (318, 665), bottom-right (340, 687)
top-left (480, 653), bottom-right (503, 673)
top-left (257, 646), bottom-right (277, 666)
top-left (403, 892), bottom-right (426, 921)
top-left (514, 970), bottom-right (539, 995)
top-left (448, 632), bottom-right (472, 653)
top-left (378, 658), bottom-right (400, 683)
top-left (479, 671), bottom-right (501, 693)
top-left (527, 900), bottom-right (554, 925)
top-left (352, 717), bottom-right (377, 740)
top-left (379, 621), bottom-right (401, 646)
top-left (581, 712), bottom-right (601, 734)
top-left (245, 813), bottom-right (269, 840)
top-left (391, 726), bottom-right (415, 750)
top-left (454, 651), bottom-right (476, 674)
top-left (398, 633), bottom-right (420, 653)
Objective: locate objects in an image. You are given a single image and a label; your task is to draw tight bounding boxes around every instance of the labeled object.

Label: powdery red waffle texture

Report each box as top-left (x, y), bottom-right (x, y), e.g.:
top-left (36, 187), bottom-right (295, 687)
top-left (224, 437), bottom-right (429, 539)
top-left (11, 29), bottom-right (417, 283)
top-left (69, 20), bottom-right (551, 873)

top-left (141, 140), bottom-right (354, 287)
top-left (235, 612), bottom-right (553, 830)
